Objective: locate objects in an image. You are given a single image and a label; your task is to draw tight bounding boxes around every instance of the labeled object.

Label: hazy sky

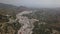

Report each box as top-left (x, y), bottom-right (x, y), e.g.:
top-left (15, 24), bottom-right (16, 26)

top-left (0, 0), bottom-right (60, 8)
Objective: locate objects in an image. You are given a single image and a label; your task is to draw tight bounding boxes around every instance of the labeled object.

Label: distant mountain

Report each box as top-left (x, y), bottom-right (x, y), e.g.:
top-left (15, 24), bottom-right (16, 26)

top-left (1, 3), bottom-right (60, 16)
top-left (14, 6), bottom-right (33, 14)
top-left (18, 6), bottom-right (32, 11)
top-left (0, 3), bottom-right (18, 15)
top-left (0, 3), bottom-right (17, 9)
top-left (0, 3), bottom-right (32, 15)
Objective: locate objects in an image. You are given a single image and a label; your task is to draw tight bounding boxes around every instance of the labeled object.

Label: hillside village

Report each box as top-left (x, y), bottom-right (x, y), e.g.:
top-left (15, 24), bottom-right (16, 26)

top-left (0, 3), bottom-right (60, 34)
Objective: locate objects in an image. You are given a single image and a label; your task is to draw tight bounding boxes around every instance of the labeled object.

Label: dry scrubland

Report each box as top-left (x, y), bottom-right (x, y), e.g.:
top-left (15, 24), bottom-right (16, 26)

top-left (0, 3), bottom-right (60, 34)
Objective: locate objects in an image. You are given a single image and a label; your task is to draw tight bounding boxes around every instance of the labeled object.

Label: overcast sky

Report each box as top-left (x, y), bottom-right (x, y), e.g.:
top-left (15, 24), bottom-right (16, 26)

top-left (0, 0), bottom-right (60, 8)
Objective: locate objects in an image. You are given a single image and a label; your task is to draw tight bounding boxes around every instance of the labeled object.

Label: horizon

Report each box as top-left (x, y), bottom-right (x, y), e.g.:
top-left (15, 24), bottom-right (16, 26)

top-left (0, 0), bottom-right (60, 8)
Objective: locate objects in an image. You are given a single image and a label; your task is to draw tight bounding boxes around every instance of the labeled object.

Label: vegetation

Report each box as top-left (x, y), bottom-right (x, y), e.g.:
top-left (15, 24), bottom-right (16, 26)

top-left (22, 10), bottom-right (60, 34)
top-left (0, 3), bottom-right (60, 34)
top-left (0, 14), bottom-right (21, 34)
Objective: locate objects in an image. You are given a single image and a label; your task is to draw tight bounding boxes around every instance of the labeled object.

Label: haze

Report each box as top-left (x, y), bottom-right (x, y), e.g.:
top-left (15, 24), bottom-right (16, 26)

top-left (0, 0), bottom-right (60, 8)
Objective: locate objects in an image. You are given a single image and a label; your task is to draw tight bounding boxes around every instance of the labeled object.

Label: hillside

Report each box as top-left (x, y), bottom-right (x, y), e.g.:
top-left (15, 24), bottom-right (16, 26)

top-left (0, 3), bottom-right (18, 16)
top-left (0, 3), bottom-right (32, 15)
top-left (1, 3), bottom-right (60, 34)
top-left (22, 8), bottom-right (60, 34)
